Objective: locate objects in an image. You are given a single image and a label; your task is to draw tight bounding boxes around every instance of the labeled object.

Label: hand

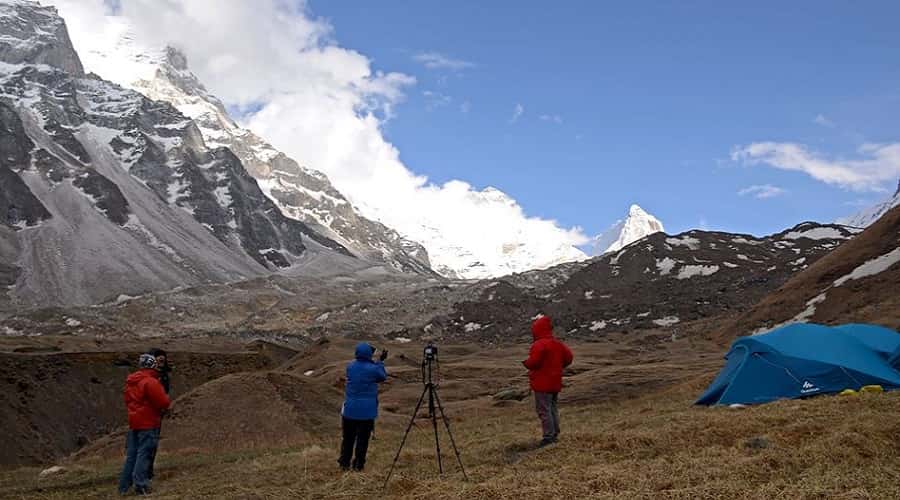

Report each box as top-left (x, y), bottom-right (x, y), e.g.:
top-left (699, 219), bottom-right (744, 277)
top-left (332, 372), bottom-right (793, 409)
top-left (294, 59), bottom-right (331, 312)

top-left (379, 349), bottom-right (388, 362)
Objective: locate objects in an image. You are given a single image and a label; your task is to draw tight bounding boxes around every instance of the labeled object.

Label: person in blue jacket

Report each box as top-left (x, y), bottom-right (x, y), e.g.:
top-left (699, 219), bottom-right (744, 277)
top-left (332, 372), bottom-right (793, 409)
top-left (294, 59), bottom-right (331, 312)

top-left (339, 342), bottom-right (388, 471)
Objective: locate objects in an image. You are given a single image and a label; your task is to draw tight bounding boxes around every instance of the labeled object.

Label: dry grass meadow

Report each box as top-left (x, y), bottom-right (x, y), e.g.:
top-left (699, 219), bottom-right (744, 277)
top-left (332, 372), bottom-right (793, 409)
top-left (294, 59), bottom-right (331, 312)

top-left (3, 374), bottom-right (900, 500)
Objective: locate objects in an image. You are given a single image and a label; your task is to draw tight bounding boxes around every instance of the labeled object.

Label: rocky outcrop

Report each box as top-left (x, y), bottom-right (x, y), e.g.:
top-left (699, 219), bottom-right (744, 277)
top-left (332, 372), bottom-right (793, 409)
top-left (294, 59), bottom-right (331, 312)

top-left (0, 0), bottom-right (84, 75)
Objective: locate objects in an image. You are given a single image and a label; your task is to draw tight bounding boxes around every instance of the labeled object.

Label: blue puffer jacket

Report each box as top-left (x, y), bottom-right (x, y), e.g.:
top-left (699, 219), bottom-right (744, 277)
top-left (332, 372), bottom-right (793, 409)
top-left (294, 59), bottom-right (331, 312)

top-left (342, 343), bottom-right (388, 420)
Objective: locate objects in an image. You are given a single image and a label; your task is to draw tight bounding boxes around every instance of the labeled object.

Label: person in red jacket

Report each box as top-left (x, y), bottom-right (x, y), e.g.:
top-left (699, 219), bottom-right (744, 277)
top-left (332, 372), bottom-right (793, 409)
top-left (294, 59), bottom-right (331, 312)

top-left (118, 353), bottom-right (171, 495)
top-left (522, 315), bottom-right (573, 447)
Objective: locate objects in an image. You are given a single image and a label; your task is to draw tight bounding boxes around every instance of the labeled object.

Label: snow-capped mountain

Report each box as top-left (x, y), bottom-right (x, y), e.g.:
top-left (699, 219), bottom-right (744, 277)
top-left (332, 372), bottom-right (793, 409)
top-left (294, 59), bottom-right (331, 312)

top-left (61, 16), bottom-right (586, 280)
top-left (0, 1), bottom-right (360, 308)
top-left (68, 23), bottom-right (434, 276)
top-left (591, 204), bottom-right (665, 255)
top-left (837, 179), bottom-right (900, 228)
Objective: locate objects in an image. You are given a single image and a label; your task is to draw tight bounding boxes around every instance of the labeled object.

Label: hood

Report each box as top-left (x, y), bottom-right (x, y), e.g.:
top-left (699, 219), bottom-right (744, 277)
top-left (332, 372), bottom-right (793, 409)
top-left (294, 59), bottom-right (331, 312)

top-left (354, 342), bottom-right (374, 361)
top-left (532, 315), bottom-right (554, 341)
top-left (126, 369), bottom-right (158, 386)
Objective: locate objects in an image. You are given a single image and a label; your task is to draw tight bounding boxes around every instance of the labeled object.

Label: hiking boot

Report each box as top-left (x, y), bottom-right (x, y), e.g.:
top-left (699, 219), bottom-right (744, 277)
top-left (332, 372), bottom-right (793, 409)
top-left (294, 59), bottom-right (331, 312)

top-left (135, 486), bottom-right (152, 495)
top-left (538, 438), bottom-right (556, 448)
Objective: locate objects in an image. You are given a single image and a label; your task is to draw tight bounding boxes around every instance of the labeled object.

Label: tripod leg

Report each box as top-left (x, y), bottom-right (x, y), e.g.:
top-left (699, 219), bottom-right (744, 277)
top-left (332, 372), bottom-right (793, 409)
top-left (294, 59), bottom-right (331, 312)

top-left (428, 385), bottom-right (443, 474)
top-left (432, 388), bottom-right (469, 481)
top-left (383, 385), bottom-right (429, 489)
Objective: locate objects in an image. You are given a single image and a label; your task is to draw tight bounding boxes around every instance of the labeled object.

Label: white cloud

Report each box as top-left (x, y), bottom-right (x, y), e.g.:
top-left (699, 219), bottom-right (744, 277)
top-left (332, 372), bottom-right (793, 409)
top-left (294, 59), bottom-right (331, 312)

top-left (48, 0), bottom-right (587, 275)
top-left (509, 103), bottom-right (524, 123)
top-left (737, 184), bottom-right (787, 199)
top-left (732, 142), bottom-right (900, 192)
top-left (412, 51), bottom-right (475, 71)
top-left (540, 114), bottom-right (563, 124)
top-left (813, 114), bottom-right (835, 127)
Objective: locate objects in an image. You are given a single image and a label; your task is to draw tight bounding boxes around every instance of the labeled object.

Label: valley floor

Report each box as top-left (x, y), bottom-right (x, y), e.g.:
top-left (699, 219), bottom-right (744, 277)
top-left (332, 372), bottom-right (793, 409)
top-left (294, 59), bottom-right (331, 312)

top-left (4, 379), bottom-right (899, 499)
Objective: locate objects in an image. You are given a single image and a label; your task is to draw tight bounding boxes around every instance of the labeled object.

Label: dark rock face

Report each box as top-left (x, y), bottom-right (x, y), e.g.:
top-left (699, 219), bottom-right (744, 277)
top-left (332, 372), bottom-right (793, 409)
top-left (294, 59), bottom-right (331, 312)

top-left (71, 170), bottom-right (130, 226)
top-left (0, 1), bottom-right (85, 76)
top-left (0, 102), bottom-right (51, 228)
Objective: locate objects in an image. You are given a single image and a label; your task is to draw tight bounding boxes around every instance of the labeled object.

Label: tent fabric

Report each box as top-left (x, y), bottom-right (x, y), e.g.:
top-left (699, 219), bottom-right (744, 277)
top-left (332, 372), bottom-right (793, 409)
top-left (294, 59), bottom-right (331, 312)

top-left (697, 323), bottom-right (900, 406)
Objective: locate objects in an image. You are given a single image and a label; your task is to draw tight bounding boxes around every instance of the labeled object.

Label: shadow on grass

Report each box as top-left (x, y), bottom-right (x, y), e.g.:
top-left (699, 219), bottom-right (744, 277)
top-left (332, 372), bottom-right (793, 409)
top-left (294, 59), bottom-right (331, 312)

top-left (503, 440), bottom-right (549, 464)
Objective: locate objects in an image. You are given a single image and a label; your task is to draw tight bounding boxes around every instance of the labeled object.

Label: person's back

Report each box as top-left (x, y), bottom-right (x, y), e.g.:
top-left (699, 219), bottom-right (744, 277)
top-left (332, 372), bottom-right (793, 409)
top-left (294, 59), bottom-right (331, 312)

top-left (119, 354), bottom-right (171, 495)
top-left (339, 343), bottom-right (387, 471)
top-left (522, 315), bottom-right (573, 446)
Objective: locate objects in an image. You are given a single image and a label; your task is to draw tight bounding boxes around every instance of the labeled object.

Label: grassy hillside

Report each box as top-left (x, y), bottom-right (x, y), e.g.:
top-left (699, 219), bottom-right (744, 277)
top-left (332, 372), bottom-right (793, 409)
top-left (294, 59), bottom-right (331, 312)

top-left (4, 378), bottom-right (899, 499)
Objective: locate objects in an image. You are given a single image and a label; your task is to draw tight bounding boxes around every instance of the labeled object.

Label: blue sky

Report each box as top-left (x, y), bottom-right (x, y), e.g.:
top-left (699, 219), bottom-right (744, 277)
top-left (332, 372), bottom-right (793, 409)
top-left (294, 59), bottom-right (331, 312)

top-left (308, 0), bottom-right (900, 237)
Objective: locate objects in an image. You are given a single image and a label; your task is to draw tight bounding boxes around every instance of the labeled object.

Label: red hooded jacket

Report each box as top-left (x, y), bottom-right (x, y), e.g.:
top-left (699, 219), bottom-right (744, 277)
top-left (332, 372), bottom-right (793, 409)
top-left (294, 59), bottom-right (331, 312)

top-left (522, 316), bottom-right (574, 393)
top-left (124, 369), bottom-right (171, 430)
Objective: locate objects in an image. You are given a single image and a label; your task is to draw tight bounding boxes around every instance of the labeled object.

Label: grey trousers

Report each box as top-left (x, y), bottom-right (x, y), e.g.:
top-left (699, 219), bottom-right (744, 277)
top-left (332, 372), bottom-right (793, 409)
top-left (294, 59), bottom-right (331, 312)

top-left (534, 391), bottom-right (560, 441)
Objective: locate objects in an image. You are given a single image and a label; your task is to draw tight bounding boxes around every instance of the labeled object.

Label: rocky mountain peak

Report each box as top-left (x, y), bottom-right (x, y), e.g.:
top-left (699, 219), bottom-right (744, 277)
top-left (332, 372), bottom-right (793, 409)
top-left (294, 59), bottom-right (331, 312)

top-left (592, 204), bottom-right (665, 256)
top-left (0, 0), bottom-right (84, 75)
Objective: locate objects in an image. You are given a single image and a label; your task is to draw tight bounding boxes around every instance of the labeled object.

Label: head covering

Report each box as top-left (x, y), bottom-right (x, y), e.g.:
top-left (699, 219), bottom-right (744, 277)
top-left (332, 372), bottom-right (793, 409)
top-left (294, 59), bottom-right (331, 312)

top-left (138, 353), bottom-right (158, 370)
top-left (531, 315), bottom-right (554, 341)
top-left (354, 342), bottom-right (374, 361)
top-left (148, 347), bottom-right (167, 357)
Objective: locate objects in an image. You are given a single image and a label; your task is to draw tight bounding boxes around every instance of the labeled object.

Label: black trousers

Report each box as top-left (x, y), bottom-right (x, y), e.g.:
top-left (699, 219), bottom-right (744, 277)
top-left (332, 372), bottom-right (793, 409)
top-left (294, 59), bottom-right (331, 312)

top-left (339, 417), bottom-right (374, 470)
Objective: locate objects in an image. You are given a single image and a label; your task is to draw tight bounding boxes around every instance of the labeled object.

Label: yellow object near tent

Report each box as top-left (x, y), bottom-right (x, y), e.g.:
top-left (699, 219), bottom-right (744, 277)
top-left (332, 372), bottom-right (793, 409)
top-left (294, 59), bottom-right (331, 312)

top-left (860, 385), bottom-right (884, 394)
top-left (839, 389), bottom-right (858, 397)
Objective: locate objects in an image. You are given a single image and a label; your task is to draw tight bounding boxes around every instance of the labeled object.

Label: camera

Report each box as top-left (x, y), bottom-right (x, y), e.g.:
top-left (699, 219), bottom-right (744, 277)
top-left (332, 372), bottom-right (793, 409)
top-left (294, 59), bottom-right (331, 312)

top-left (423, 342), bottom-right (437, 362)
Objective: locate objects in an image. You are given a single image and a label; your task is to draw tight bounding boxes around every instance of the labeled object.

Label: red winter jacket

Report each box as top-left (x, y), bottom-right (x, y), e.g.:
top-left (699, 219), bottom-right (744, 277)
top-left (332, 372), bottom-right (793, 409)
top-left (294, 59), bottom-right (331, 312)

top-left (124, 369), bottom-right (171, 430)
top-left (522, 316), bottom-right (573, 393)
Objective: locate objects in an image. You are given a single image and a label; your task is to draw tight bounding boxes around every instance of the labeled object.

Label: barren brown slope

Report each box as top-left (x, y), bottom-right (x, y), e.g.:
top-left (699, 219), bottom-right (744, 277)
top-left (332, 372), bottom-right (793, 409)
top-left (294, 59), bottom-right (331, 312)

top-left (0, 341), bottom-right (288, 469)
top-left (722, 205), bottom-right (900, 339)
top-left (74, 370), bottom-right (344, 461)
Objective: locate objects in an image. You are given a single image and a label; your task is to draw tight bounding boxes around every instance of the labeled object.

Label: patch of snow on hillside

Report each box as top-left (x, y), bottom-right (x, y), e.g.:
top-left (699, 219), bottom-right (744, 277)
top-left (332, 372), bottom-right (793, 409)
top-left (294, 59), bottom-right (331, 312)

top-left (584, 290), bottom-right (595, 300)
top-left (723, 262), bottom-right (738, 268)
top-left (653, 316), bottom-right (680, 327)
top-left (656, 257), bottom-right (677, 276)
top-left (782, 227), bottom-right (846, 240)
top-left (833, 248), bottom-right (900, 287)
top-left (794, 293), bottom-right (827, 322)
top-left (676, 265), bottom-right (719, 280)
top-left (464, 322), bottom-right (482, 332)
top-left (213, 185), bottom-right (232, 208)
top-left (666, 236), bottom-right (700, 250)
top-left (589, 320), bottom-right (607, 331)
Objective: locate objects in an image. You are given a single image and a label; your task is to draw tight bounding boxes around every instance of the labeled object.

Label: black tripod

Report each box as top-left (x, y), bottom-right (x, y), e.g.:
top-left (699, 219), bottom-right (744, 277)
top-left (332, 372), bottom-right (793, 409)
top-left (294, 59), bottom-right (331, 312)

top-left (383, 343), bottom-right (468, 487)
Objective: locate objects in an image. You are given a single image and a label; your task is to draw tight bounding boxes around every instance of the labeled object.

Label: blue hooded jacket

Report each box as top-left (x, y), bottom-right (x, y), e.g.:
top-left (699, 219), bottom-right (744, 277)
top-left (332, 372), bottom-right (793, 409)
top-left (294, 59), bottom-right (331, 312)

top-left (342, 343), bottom-right (388, 420)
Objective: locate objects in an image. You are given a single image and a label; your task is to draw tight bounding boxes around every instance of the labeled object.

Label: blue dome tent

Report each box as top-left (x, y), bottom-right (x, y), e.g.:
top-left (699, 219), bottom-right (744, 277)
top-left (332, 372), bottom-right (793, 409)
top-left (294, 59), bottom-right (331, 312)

top-left (697, 323), bottom-right (900, 406)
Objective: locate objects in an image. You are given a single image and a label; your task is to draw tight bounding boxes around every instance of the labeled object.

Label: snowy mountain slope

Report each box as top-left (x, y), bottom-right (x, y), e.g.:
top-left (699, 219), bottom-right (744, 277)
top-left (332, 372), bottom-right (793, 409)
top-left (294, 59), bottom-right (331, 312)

top-left (837, 179), bottom-right (900, 228)
top-left (66, 22), bottom-right (434, 276)
top-left (0, 1), bottom-right (356, 308)
top-left (65, 18), bottom-right (586, 279)
top-left (591, 204), bottom-right (665, 255)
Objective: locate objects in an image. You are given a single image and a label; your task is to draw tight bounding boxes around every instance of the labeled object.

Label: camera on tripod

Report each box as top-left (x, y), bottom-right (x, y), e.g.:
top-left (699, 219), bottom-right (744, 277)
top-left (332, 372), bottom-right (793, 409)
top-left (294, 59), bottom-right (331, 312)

top-left (423, 342), bottom-right (437, 362)
top-left (385, 341), bottom-right (467, 487)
